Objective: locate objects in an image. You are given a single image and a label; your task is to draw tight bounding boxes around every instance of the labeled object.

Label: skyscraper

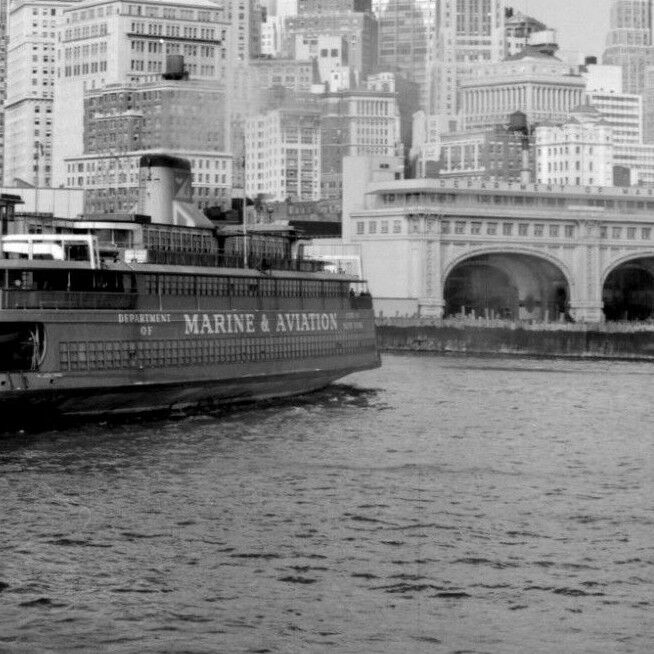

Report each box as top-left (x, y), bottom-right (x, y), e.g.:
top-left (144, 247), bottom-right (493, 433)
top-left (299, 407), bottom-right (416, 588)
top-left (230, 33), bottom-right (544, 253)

top-left (0, 0), bottom-right (8, 185)
top-left (4, 0), bottom-right (75, 187)
top-left (430, 0), bottom-right (505, 118)
top-left (603, 0), bottom-right (654, 94)
top-left (51, 0), bottom-right (229, 188)
top-left (376, 0), bottom-right (433, 110)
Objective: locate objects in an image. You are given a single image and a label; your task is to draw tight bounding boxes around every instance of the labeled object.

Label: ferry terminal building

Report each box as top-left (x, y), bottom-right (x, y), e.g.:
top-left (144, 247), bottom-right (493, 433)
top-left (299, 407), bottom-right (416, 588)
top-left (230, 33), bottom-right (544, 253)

top-left (343, 157), bottom-right (654, 322)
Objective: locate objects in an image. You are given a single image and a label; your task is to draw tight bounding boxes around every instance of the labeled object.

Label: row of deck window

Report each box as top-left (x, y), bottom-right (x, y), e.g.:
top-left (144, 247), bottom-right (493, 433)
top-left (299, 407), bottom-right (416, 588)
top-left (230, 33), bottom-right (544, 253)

top-left (141, 275), bottom-right (347, 298)
top-left (59, 335), bottom-right (377, 371)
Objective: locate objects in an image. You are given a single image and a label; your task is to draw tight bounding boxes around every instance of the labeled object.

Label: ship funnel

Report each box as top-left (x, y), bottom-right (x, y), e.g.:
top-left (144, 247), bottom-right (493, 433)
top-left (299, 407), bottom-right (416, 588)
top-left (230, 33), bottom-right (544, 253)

top-left (137, 154), bottom-right (213, 228)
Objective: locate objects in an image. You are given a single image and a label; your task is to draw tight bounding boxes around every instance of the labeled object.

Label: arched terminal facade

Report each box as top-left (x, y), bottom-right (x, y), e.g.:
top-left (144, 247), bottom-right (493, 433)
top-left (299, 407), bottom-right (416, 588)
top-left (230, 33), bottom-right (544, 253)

top-left (344, 173), bottom-right (654, 322)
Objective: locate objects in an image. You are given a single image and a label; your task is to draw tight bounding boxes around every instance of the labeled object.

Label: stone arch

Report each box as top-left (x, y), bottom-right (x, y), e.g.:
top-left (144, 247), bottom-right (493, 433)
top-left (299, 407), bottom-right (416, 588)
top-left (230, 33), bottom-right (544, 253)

top-left (601, 251), bottom-right (654, 321)
top-left (443, 246), bottom-right (574, 293)
top-left (442, 247), bottom-right (573, 321)
top-left (600, 250), bottom-right (654, 286)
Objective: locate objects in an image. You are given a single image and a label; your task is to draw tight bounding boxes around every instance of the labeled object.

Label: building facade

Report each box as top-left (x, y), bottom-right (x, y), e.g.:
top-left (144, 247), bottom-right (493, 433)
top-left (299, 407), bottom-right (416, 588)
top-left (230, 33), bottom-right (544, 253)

top-left (0, 0), bottom-right (8, 185)
top-left (535, 107), bottom-right (614, 187)
top-left (603, 0), bottom-right (654, 95)
top-left (319, 87), bottom-right (400, 200)
top-left (438, 127), bottom-right (533, 183)
top-left (245, 106), bottom-right (321, 202)
top-left (376, 0), bottom-right (432, 110)
top-left (52, 0), bottom-right (229, 187)
top-left (4, 0), bottom-right (72, 187)
top-left (586, 89), bottom-right (643, 145)
top-left (65, 149), bottom-right (231, 213)
top-left (429, 0), bottom-right (505, 117)
top-left (343, 161), bottom-right (654, 321)
top-left (458, 50), bottom-right (586, 132)
top-left (284, 9), bottom-right (377, 79)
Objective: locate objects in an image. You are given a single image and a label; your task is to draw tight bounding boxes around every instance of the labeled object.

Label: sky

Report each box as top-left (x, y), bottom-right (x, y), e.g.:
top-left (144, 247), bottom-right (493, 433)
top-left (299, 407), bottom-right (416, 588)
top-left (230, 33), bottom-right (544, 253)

top-left (509, 0), bottom-right (611, 62)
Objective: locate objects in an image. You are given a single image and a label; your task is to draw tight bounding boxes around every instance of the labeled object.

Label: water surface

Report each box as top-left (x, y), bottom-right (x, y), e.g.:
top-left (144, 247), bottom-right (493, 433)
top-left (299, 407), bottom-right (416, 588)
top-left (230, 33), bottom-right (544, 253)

top-left (1, 354), bottom-right (652, 653)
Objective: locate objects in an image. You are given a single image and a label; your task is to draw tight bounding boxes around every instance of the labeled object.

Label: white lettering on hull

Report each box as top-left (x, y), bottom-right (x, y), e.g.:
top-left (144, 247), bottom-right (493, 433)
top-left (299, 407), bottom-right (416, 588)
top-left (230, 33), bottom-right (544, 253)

top-left (184, 312), bottom-right (340, 335)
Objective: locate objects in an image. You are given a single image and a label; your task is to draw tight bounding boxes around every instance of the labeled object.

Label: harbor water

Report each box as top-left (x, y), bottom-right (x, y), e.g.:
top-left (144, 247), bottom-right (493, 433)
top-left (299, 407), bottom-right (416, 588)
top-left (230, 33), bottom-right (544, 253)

top-left (0, 354), bottom-right (652, 653)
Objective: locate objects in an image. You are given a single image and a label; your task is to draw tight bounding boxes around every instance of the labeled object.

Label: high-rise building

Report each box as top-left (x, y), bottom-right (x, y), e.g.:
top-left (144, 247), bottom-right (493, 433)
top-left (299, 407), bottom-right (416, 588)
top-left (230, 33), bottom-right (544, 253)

top-left (259, 0), bottom-right (297, 57)
top-left (245, 105), bottom-right (321, 201)
top-left (0, 0), bottom-right (8, 185)
top-left (64, 77), bottom-right (230, 213)
top-left (429, 0), bottom-right (505, 117)
top-left (52, 0), bottom-right (229, 187)
top-left (643, 65), bottom-right (654, 142)
top-left (225, 0), bottom-right (261, 63)
top-left (587, 90), bottom-right (642, 145)
top-left (319, 86), bottom-right (400, 199)
top-left (297, 0), bottom-right (370, 13)
top-left (376, 0), bottom-right (433, 110)
top-left (285, 10), bottom-right (377, 79)
top-left (603, 0), bottom-right (654, 95)
top-left (4, 0), bottom-right (75, 187)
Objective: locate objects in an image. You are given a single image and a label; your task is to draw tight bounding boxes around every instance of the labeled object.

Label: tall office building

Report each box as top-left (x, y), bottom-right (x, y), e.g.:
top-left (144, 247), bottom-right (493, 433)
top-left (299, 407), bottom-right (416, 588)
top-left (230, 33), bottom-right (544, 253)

top-left (245, 105), bottom-right (321, 202)
top-left (4, 0), bottom-right (75, 187)
top-left (430, 0), bottom-right (505, 117)
top-left (285, 8), bottom-right (377, 79)
top-left (298, 0), bottom-right (370, 12)
top-left (0, 0), bottom-right (8, 185)
top-left (52, 0), bottom-right (229, 187)
top-left (319, 86), bottom-right (400, 200)
top-left (603, 0), bottom-right (654, 95)
top-left (376, 0), bottom-right (433, 110)
top-left (64, 77), bottom-right (230, 213)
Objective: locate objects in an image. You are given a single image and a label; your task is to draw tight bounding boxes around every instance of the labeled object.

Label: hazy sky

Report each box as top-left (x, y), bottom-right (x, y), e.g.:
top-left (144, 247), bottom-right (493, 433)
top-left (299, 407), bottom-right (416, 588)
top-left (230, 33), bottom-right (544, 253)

top-left (509, 0), bottom-right (611, 62)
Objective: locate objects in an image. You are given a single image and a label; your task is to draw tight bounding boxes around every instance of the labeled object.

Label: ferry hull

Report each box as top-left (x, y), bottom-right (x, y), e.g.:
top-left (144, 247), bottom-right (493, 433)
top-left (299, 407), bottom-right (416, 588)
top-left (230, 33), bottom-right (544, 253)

top-left (0, 355), bottom-right (380, 423)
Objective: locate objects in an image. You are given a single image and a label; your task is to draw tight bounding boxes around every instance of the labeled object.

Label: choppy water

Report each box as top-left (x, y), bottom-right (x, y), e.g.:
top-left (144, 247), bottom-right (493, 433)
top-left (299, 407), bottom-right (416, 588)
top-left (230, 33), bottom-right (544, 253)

top-left (0, 354), bottom-right (653, 653)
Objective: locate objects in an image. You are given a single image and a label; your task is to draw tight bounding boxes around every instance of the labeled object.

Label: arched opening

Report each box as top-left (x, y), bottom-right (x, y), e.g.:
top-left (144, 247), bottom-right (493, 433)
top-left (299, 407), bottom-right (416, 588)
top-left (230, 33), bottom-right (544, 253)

top-left (444, 253), bottom-right (570, 321)
top-left (603, 257), bottom-right (654, 321)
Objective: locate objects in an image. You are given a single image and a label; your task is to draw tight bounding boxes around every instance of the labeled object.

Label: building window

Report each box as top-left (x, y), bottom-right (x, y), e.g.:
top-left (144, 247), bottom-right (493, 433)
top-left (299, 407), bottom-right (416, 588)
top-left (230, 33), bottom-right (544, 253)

top-left (518, 223), bottom-right (529, 236)
top-left (368, 221), bottom-right (376, 234)
top-left (627, 227), bottom-right (636, 240)
top-left (642, 227), bottom-right (651, 240)
top-left (502, 223), bottom-right (512, 236)
top-left (356, 221), bottom-right (364, 235)
top-left (455, 221), bottom-right (465, 234)
top-left (471, 222), bottom-right (481, 235)
top-left (534, 224), bottom-right (544, 237)
top-left (549, 225), bottom-right (559, 237)
top-left (600, 226), bottom-right (607, 239)
top-left (612, 227), bottom-right (622, 239)
top-left (564, 225), bottom-right (574, 238)
top-left (392, 220), bottom-right (402, 234)
top-left (381, 220), bottom-right (388, 234)
top-left (441, 221), bottom-right (450, 234)
top-left (487, 222), bottom-right (497, 235)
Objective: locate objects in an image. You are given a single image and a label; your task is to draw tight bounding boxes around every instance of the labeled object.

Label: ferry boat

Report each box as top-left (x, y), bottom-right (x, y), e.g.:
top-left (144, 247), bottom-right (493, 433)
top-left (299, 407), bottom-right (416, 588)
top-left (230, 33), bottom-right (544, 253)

top-left (0, 155), bottom-right (379, 422)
